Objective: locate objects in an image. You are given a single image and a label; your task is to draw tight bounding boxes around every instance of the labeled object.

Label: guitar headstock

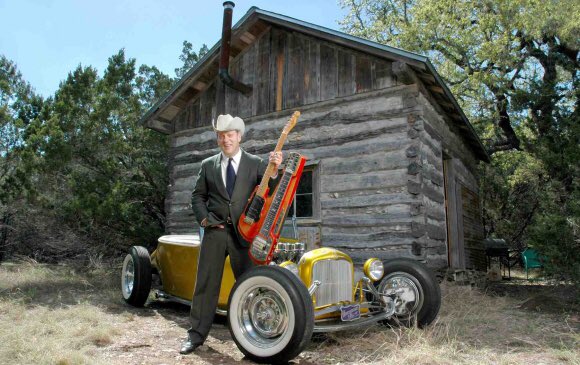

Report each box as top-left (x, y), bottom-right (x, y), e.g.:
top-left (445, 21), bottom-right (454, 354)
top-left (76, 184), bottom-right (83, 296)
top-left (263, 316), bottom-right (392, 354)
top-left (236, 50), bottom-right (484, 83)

top-left (284, 152), bottom-right (302, 173)
top-left (282, 111), bottom-right (301, 134)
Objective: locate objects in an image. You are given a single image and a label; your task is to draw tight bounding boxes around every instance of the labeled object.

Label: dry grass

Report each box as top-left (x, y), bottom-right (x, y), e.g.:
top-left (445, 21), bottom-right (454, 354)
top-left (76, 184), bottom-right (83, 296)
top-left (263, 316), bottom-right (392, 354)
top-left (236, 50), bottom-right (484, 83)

top-left (303, 283), bottom-right (579, 365)
top-left (0, 260), bottom-right (123, 365)
top-left (0, 260), bottom-right (578, 365)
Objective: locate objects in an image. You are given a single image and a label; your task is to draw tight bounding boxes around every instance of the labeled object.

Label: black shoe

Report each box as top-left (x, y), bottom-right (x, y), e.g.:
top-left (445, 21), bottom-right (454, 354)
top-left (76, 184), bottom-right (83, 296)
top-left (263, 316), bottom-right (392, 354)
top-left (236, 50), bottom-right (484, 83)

top-left (179, 339), bottom-right (201, 355)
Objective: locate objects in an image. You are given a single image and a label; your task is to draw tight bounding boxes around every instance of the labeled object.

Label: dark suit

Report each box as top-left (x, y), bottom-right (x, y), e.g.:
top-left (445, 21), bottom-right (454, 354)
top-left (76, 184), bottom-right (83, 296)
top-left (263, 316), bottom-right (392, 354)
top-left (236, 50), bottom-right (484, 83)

top-left (188, 149), bottom-right (268, 344)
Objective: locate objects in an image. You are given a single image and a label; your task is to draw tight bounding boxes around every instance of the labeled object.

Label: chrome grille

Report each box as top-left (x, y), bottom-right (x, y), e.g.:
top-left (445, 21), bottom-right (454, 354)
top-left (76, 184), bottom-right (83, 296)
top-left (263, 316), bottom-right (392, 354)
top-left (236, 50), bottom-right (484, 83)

top-left (312, 259), bottom-right (353, 307)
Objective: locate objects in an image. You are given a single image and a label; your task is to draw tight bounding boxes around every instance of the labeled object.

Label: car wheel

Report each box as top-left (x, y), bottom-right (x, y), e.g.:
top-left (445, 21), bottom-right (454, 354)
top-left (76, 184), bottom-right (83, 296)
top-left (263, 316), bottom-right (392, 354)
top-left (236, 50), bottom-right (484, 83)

top-left (121, 246), bottom-right (152, 307)
top-left (378, 258), bottom-right (441, 328)
top-left (227, 266), bottom-right (314, 364)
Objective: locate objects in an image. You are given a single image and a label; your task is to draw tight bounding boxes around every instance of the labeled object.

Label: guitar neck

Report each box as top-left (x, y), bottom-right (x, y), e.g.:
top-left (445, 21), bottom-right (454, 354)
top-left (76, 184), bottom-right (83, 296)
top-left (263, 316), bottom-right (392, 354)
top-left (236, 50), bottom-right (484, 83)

top-left (255, 132), bottom-right (289, 197)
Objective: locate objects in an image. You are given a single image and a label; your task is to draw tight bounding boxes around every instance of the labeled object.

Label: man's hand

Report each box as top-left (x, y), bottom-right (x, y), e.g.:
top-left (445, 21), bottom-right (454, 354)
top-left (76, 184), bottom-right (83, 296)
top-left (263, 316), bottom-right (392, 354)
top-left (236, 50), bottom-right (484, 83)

top-left (269, 151), bottom-right (283, 170)
top-left (201, 218), bottom-right (224, 229)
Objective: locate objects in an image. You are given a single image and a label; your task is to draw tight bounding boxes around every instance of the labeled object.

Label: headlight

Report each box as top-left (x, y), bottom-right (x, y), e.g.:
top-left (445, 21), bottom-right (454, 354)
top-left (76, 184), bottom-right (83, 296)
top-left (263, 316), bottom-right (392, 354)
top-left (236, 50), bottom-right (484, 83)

top-left (279, 261), bottom-right (299, 277)
top-left (364, 258), bottom-right (384, 281)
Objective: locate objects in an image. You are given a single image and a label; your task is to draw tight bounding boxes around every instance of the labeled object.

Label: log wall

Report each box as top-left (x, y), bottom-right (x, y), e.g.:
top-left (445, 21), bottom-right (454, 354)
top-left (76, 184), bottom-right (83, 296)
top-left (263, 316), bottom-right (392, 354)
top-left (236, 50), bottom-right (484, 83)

top-left (163, 26), bottom-right (486, 270)
top-left (416, 93), bottom-right (485, 270)
top-left (165, 85), bottom-right (448, 265)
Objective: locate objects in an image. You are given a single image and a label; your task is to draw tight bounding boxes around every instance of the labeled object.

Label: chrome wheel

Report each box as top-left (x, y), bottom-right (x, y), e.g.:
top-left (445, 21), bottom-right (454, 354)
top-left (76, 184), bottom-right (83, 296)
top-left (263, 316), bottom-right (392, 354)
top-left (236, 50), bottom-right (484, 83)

top-left (239, 287), bottom-right (289, 344)
top-left (121, 254), bottom-right (135, 299)
top-left (379, 271), bottom-right (424, 319)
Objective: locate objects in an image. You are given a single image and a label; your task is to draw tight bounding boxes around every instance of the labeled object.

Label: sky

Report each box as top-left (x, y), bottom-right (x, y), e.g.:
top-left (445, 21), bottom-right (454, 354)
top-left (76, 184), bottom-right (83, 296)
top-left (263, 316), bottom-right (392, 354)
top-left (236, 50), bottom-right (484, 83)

top-left (0, 0), bottom-right (348, 98)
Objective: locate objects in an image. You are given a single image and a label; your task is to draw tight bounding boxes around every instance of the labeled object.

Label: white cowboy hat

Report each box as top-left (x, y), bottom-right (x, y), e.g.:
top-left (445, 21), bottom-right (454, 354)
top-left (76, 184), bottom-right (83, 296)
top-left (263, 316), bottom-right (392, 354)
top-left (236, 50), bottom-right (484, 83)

top-left (212, 114), bottom-right (245, 136)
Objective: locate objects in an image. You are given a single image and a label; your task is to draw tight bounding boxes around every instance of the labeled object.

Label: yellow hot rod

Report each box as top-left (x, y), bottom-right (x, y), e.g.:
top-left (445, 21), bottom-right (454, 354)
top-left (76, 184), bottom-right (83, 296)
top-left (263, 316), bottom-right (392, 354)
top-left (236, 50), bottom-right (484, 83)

top-left (121, 233), bottom-right (441, 363)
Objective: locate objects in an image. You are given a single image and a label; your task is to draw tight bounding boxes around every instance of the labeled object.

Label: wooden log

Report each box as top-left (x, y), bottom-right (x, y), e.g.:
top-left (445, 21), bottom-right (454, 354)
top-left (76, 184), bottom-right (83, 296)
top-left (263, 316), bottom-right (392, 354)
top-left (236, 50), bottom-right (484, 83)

top-left (422, 181), bottom-right (445, 204)
top-left (407, 180), bottom-right (421, 195)
top-left (321, 169), bottom-right (408, 193)
top-left (171, 191), bottom-right (195, 205)
top-left (347, 249), bottom-right (419, 265)
top-left (324, 234), bottom-right (415, 249)
top-left (322, 191), bottom-right (417, 209)
top-left (322, 149), bottom-right (408, 175)
top-left (323, 215), bottom-right (414, 227)
top-left (411, 221), bottom-right (447, 240)
top-left (322, 204), bottom-right (411, 219)
top-left (171, 176), bottom-right (197, 192)
top-left (407, 161), bottom-right (422, 175)
top-left (295, 133), bottom-right (410, 162)
top-left (425, 200), bottom-right (446, 221)
top-left (405, 144), bottom-right (419, 158)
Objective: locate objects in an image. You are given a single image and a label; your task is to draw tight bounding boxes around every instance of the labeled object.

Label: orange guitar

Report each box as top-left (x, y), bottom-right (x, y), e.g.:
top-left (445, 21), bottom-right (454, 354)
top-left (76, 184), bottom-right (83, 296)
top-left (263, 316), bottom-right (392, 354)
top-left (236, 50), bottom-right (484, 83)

top-left (247, 152), bottom-right (307, 265)
top-left (238, 111), bottom-right (300, 242)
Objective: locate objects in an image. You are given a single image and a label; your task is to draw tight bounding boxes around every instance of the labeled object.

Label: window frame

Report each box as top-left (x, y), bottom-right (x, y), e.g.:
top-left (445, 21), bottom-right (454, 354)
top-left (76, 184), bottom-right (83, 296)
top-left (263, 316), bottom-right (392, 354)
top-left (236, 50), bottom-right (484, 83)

top-left (288, 160), bottom-right (320, 222)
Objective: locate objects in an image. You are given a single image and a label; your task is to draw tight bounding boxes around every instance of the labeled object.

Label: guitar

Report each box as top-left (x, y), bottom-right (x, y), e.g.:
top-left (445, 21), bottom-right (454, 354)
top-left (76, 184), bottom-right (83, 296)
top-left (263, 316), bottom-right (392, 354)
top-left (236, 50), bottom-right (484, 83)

top-left (238, 111), bottom-right (300, 242)
top-left (248, 152), bottom-right (307, 265)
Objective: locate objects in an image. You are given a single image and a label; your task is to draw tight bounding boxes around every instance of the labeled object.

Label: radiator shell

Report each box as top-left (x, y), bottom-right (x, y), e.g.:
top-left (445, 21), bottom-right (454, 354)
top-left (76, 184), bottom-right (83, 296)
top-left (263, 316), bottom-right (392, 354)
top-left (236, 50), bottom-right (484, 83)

top-left (298, 248), bottom-right (355, 308)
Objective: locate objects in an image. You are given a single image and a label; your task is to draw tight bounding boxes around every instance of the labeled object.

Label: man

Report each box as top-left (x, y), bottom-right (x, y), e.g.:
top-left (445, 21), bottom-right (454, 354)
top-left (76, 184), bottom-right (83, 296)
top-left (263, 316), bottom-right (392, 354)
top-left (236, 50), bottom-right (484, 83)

top-left (180, 114), bottom-right (282, 354)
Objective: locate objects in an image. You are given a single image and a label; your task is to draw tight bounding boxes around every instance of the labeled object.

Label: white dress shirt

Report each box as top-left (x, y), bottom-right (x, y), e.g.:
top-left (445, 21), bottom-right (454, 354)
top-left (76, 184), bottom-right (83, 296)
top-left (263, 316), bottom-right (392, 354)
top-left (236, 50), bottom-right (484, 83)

top-left (220, 148), bottom-right (242, 188)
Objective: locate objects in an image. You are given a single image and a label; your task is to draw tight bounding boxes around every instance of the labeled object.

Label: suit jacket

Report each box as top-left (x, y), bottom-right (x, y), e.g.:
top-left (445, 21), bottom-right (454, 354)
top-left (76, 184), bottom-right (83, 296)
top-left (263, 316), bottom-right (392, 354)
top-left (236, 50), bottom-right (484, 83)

top-left (191, 149), bottom-right (269, 246)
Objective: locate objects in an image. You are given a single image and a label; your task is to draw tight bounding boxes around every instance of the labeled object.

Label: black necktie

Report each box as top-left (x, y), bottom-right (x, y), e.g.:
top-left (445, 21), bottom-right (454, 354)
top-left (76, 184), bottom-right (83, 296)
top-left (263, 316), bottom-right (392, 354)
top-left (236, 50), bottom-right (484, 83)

top-left (226, 158), bottom-right (236, 198)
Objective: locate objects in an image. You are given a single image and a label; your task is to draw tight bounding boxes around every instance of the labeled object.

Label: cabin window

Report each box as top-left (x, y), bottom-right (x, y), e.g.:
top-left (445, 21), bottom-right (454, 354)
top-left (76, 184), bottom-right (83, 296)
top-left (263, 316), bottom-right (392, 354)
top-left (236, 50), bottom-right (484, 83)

top-left (294, 169), bottom-right (313, 217)
top-left (287, 163), bottom-right (319, 219)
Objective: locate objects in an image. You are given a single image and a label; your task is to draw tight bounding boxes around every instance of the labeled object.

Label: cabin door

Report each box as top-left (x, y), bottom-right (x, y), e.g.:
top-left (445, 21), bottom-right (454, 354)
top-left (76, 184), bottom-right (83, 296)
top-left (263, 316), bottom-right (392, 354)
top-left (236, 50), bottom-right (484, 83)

top-left (443, 157), bottom-right (466, 269)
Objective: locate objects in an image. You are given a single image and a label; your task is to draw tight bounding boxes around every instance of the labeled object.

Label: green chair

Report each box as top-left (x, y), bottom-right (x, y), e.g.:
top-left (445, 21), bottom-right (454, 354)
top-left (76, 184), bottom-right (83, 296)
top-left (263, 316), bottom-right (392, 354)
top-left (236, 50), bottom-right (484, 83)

top-left (521, 248), bottom-right (544, 280)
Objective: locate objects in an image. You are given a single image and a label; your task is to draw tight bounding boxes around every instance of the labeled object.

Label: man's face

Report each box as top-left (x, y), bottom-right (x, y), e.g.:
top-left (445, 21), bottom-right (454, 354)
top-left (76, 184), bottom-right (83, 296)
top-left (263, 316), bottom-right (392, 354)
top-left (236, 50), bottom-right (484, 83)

top-left (217, 130), bottom-right (242, 157)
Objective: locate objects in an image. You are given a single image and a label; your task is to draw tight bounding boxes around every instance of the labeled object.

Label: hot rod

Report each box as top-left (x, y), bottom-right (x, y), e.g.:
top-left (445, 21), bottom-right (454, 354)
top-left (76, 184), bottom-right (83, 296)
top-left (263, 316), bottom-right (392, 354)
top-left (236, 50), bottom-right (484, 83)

top-left (121, 233), bottom-right (441, 363)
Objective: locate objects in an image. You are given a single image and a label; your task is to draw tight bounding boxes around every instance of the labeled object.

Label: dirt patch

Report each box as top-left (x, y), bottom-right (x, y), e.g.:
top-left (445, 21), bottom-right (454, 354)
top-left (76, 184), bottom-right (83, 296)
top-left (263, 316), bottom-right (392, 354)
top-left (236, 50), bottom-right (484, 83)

top-left (485, 279), bottom-right (580, 314)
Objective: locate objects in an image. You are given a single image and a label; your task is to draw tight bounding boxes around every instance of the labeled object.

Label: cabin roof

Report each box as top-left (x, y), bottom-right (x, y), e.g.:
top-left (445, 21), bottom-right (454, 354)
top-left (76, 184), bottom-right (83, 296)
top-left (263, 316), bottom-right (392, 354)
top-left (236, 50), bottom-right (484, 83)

top-left (140, 6), bottom-right (490, 162)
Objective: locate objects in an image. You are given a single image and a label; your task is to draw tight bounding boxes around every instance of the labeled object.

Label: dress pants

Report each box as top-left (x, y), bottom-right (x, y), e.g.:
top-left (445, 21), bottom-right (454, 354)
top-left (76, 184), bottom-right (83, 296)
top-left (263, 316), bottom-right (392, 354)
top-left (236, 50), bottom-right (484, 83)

top-left (187, 224), bottom-right (254, 344)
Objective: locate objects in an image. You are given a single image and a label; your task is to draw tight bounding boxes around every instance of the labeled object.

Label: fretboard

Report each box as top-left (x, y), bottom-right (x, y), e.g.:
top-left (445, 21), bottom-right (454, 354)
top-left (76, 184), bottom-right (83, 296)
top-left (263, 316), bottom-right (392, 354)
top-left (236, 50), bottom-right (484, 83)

top-left (259, 168), bottom-right (293, 236)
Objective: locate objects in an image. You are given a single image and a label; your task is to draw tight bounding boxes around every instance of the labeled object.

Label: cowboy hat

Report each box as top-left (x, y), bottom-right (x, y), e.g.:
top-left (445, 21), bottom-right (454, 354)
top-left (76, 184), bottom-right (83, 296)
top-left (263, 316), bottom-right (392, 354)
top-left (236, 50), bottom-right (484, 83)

top-left (212, 114), bottom-right (245, 136)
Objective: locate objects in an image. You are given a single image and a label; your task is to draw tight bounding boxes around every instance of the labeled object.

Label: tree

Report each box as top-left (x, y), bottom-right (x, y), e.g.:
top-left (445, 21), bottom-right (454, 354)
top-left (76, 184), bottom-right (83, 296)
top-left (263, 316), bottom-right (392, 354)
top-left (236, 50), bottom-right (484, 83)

top-left (19, 50), bottom-right (173, 255)
top-left (0, 55), bottom-right (46, 260)
top-left (174, 41), bottom-right (209, 78)
top-left (340, 0), bottom-right (579, 281)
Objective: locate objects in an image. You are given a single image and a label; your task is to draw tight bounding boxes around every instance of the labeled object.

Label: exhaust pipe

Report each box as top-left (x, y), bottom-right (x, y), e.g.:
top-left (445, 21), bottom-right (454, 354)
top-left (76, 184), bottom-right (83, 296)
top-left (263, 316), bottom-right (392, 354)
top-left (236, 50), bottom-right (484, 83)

top-left (219, 1), bottom-right (252, 95)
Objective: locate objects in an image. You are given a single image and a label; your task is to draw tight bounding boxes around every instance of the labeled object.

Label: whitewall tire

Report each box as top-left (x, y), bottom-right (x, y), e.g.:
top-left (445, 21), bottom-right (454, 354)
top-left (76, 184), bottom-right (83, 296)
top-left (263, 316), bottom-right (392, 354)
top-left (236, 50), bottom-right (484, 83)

top-left (227, 266), bottom-right (313, 364)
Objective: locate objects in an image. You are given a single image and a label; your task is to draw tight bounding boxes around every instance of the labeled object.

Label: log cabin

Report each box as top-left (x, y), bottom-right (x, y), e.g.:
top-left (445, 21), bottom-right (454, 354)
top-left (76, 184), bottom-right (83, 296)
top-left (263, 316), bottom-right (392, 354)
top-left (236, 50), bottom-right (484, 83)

top-left (140, 4), bottom-right (490, 270)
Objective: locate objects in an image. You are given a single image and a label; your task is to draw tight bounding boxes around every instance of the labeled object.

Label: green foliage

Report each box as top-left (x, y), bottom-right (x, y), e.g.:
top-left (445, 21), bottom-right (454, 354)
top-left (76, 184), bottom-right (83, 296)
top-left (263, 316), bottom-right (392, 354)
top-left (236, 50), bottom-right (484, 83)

top-left (1, 49), bottom-right (175, 257)
top-left (174, 41), bottom-right (209, 78)
top-left (480, 151), bottom-right (543, 250)
top-left (2, 35), bottom-right (212, 259)
top-left (341, 0), bottom-right (579, 281)
top-left (529, 194), bottom-right (580, 283)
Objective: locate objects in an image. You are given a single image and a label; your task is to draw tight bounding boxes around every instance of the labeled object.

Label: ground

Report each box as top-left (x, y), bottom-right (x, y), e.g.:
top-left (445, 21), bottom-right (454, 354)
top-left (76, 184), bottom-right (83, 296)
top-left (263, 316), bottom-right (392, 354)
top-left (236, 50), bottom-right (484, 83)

top-left (0, 259), bottom-right (578, 365)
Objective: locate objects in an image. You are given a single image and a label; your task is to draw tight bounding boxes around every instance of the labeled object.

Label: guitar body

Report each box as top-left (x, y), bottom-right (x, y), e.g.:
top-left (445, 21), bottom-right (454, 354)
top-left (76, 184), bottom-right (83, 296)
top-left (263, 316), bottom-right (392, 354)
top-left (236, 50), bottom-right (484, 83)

top-left (238, 186), bottom-right (268, 242)
top-left (248, 153), bottom-right (306, 265)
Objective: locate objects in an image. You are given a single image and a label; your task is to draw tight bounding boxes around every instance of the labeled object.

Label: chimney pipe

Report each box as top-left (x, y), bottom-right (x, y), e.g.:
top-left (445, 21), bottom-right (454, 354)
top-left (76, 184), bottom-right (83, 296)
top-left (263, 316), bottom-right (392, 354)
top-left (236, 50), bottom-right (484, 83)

top-left (219, 1), bottom-right (252, 95)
